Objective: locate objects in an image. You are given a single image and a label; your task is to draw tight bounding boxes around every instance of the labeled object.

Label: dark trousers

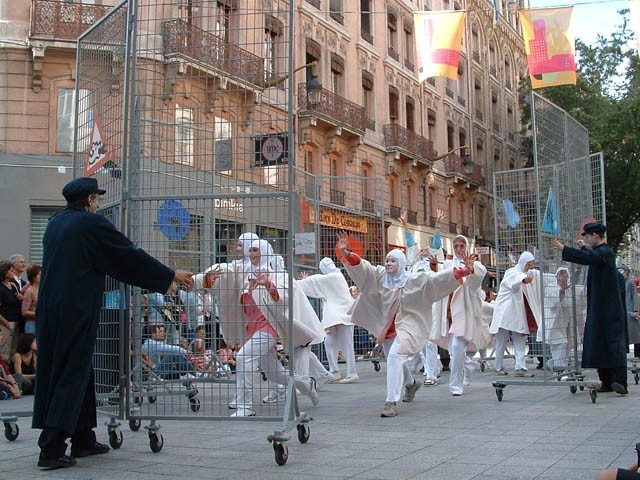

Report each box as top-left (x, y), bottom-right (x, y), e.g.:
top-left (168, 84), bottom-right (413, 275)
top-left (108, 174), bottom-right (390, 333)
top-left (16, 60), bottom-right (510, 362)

top-left (597, 366), bottom-right (628, 389)
top-left (38, 369), bottom-right (98, 458)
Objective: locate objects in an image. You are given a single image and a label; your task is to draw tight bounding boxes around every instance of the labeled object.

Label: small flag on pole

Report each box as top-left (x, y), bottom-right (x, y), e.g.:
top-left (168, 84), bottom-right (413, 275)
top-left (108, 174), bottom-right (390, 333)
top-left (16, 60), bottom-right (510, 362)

top-left (541, 187), bottom-right (559, 234)
top-left (519, 7), bottom-right (576, 89)
top-left (630, 0), bottom-right (640, 57)
top-left (414, 11), bottom-right (466, 81)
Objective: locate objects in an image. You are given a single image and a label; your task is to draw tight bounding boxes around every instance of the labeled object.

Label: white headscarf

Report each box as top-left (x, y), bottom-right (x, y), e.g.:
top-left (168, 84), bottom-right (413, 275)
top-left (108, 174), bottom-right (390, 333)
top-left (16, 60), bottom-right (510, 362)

top-left (319, 257), bottom-right (339, 275)
top-left (516, 251), bottom-right (535, 273)
top-left (452, 234), bottom-right (470, 268)
top-left (383, 249), bottom-right (409, 289)
top-left (238, 232), bottom-right (259, 260)
top-left (249, 239), bottom-right (273, 275)
top-left (555, 267), bottom-right (569, 277)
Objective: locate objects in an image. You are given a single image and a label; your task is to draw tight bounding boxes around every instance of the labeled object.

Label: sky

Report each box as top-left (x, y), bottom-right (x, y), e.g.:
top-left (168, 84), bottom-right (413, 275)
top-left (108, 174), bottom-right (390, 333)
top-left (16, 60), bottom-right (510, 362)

top-left (530, 0), bottom-right (630, 45)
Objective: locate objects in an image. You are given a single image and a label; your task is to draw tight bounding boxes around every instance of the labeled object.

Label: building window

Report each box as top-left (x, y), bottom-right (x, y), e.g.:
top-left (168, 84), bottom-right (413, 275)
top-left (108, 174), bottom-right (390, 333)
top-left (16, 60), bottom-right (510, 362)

top-left (306, 38), bottom-right (321, 82)
top-left (175, 105), bottom-right (194, 166)
top-left (404, 21), bottom-right (414, 71)
top-left (57, 87), bottom-right (92, 153)
top-left (362, 71), bottom-right (375, 129)
top-left (330, 53), bottom-right (344, 96)
top-left (489, 42), bottom-right (497, 76)
top-left (361, 0), bottom-right (373, 43)
top-left (215, 1), bottom-right (231, 42)
top-left (389, 86), bottom-right (399, 121)
top-left (330, 0), bottom-right (343, 24)
top-left (474, 77), bottom-right (484, 121)
top-left (456, 62), bottom-right (467, 107)
top-left (214, 116), bottom-right (232, 174)
top-left (264, 16), bottom-right (283, 84)
top-left (387, 10), bottom-right (398, 61)
top-left (264, 165), bottom-right (279, 185)
top-left (30, 207), bottom-right (63, 263)
top-left (406, 97), bottom-right (415, 132)
top-left (427, 109), bottom-right (436, 143)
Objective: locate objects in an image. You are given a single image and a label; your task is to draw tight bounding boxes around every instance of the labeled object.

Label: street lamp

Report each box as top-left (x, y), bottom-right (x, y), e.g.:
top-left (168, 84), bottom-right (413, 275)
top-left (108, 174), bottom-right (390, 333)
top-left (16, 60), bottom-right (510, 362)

top-left (431, 144), bottom-right (470, 162)
top-left (307, 76), bottom-right (322, 106)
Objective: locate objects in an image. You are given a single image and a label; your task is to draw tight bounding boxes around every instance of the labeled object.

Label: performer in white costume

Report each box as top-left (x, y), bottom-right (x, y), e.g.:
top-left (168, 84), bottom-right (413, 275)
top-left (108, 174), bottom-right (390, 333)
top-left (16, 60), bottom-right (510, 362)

top-left (337, 232), bottom-right (473, 417)
top-left (296, 257), bottom-right (359, 383)
top-left (489, 251), bottom-right (542, 376)
top-left (204, 239), bottom-right (325, 416)
top-left (431, 235), bottom-right (488, 395)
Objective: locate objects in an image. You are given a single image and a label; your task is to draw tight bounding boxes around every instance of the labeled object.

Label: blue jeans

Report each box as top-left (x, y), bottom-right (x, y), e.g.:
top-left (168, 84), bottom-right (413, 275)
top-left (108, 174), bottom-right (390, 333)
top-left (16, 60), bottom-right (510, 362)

top-left (155, 355), bottom-right (196, 378)
top-left (24, 320), bottom-right (36, 335)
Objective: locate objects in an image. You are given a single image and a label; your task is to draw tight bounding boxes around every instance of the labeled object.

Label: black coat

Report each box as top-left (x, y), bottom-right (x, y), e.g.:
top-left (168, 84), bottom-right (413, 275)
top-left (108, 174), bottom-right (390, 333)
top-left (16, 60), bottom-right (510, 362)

top-left (33, 205), bottom-right (175, 433)
top-left (562, 243), bottom-right (627, 369)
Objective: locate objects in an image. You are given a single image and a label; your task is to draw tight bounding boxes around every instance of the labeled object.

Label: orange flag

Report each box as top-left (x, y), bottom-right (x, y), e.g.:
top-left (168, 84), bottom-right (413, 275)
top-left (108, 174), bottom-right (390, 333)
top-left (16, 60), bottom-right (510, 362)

top-left (630, 1), bottom-right (640, 57)
top-left (519, 7), bottom-right (576, 89)
top-left (414, 11), bottom-right (466, 81)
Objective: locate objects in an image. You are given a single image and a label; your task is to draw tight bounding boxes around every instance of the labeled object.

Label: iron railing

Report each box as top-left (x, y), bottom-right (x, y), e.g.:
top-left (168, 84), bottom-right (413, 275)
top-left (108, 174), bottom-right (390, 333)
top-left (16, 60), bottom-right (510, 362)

top-left (30, 0), bottom-right (110, 40)
top-left (407, 210), bottom-right (418, 224)
top-left (442, 153), bottom-right (484, 185)
top-left (298, 83), bottom-right (365, 132)
top-left (162, 19), bottom-right (265, 88)
top-left (383, 124), bottom-right (435, 162)
top-left (362, 198), bottom-right (376, 213)
top-left (449, 222), bottom-right (458, 234)
top-left (390, 205), bottom-right (402, 219)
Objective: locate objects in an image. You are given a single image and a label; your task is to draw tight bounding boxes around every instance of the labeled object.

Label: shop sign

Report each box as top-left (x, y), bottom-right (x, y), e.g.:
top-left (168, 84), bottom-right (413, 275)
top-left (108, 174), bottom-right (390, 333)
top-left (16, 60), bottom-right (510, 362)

top-left (317, 208), bottom-right (368, 233)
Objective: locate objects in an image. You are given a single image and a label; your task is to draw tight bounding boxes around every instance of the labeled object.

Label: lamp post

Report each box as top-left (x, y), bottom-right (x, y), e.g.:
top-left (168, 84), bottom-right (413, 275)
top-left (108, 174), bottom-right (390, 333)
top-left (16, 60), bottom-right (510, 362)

top-left (431, 144), bottom-right (470, 162)
top-left (307, 76), bottom-right (322, 106)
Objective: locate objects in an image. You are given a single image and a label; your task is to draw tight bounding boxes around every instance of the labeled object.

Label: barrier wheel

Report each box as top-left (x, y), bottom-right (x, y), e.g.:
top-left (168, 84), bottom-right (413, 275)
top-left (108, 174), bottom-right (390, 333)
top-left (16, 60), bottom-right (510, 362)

top-left (190, 396), bottom-right (201, 412)
top-left (108, 429), bottom-right (123, 449)
top-left (579, 385), bottom-right (585, 391)
top-left (273, 442), bottom-right (288, 466)
top-left (590, 389), bottom-right (597, 404)
top-left (129, 419), bottom-right (141, 431)
top-left (495, 388), bottom-right (503, 402)
top-left (149, 396), bottom-right (157, 403)
top-left (570, 385), bottom-right (577, 394)
top-left (150, 433), bottom-right (163, 453)
top-left (635, 373), bottom-right (639, 385)
top-left (480, 363), bottom-right (486, 372)
top-left (4, 422), bottom-right (19, 441)
top-left (373, 362), bottom-right (381, 372)
top-left (297, 423), bottom-right (310, 444)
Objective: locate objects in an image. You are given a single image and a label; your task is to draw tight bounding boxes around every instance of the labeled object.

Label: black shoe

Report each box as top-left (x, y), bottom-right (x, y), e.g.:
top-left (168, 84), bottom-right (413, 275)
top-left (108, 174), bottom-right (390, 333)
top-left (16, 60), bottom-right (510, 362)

top-left (611, 382), bottom-right (629, 395)
top-left (536, 363), bottom-right (544, 370)
top-left (597, 386), bottom-right (613, 393)
top-left (71, 441), bottom-right (110, 458)
top-left (38, 454), bottom-right (77, 469)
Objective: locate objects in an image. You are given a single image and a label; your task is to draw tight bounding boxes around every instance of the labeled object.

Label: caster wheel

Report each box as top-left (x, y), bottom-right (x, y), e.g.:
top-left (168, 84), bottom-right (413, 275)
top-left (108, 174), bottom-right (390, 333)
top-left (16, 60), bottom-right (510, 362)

top-left (495, 388), bottom-right (503, 402)
top-left (273, 442), bottom-right (288, 466)
top-left (570, 385), bottom-right (577, 394)
top-left (129, 419), bottom-right (141, 431)
top-left (134, 396), bottom-right (143, 405)
top-left (261, 372), bottom-right (268, 382)
top-left (590, 389), bottom-right (597, 404)
top-left (635, 373), bottom-right (639, 385)
top-left (108, 429), bottom-right (123, 449)
top-left (480, 363), bottom-right (486, 372)
top-left (579, 386), bottom-right (585, 391)
top-left (190, 397), bottom-right (201, 412)
top-left (373, 362), bottom-right (381, 372)
top-left (4, 422), bottom-right (19, 441)
top-left (150, 433), bottom-right (164, 453)
top-left (297, 423), bottom-right (310, 444)
top-left (149, 396), bottom-right (157, 403)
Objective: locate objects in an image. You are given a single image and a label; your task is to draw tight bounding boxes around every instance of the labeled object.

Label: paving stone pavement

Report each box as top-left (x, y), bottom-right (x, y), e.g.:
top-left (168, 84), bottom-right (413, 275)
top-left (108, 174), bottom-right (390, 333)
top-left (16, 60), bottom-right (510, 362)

top-left (2, 359), bottom-right (640, 480)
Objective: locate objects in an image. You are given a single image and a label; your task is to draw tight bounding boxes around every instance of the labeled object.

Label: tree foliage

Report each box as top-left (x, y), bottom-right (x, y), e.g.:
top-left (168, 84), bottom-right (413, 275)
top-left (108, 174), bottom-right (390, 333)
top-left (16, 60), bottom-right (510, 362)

top-left (520, 10), bottom-right (640, 251)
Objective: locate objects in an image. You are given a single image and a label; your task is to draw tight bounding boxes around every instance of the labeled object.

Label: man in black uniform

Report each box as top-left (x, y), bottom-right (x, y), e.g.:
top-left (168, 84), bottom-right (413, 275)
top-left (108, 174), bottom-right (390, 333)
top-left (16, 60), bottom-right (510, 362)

top-left (33, 177), bottom-right (193, 469)
top-left (551, 222), bottom-right (628, 395)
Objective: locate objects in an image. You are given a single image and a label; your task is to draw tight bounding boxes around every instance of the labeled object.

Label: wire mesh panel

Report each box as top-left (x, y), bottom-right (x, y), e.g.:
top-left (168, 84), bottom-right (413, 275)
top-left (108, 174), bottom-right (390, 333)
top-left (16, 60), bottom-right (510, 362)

top-left (75, 0), bottom-right (326, 460)
top-left (491, 92), bottom-right (605, 401)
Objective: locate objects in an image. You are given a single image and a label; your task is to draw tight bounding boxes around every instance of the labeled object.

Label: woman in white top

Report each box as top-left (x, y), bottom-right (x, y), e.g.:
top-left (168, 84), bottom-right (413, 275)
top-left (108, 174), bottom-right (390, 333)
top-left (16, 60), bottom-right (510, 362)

top-left (296, 257), bottom-right (358, 383)
top-left (489, 251), bottom-right (542, 376)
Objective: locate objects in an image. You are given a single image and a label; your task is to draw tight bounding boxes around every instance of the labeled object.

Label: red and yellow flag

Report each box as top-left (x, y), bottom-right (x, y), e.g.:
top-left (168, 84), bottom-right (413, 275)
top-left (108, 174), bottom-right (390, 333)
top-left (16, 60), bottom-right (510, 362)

top-left (630, 1), bottom-right (640, 57)
top-left (414, 11), bottom-right (466, 81)
top-left (519, 7), bottom-right (576, 89)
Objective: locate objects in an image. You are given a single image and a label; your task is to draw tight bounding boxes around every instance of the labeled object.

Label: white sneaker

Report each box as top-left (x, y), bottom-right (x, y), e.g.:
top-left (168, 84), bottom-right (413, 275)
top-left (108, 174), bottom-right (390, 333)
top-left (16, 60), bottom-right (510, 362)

top-left (463, 371), bottom-right (472, 387)
top-left (230, 408), bottom-right (255, 417)
top-left (316, 374), bottom-right (332, 389)
top-left (338, 375), bottom-right (359, 384)
top-left (328, 372), bottom-right (342, 383)
top-left (180, 373), bottom-right (196, 381)
top-left (228, 400), bottom-right (237, 410)
top-left (262, 389), bottom-right (286, 404)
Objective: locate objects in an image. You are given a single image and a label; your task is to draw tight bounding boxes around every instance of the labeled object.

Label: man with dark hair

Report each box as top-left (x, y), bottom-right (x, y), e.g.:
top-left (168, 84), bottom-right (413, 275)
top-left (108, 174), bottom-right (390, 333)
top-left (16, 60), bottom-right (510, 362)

top-left (34, 177), bottom-right (193, 470)
top-left (551, 222), bottom-right (628, 395)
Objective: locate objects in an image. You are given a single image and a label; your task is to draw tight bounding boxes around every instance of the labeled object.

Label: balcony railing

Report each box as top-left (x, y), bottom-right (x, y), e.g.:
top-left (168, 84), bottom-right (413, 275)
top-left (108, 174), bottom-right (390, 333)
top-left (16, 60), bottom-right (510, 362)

top-left (365, 118), bottom-right (376, 131)
top-left (30, 0), bottom-right (111, 40)
top-left (445, 87), bottom-right (454, 98)
top-left (388, 47), bottom-right (400, 61)
top-left (390, 205), bottom-right (402, 219)
top-left (458, 96), bottom-right (466, 107)
top-left (405, 59), bottom-right (415, 72)
top-left (475, 110), bottom-right (484, 122)
top-left (472, 51), bottom-right (480, 63)
top-left (407, 210), bottom-right (418, 224)
top-left (298, 83), bottom-right (365, 132)
top-left (362, 198), bottom-right (376, 213)
top-left (493, 121), bottom-right (501, 133)
top-left (461, 225), bottom-right (470, 237)
top-left (163, 19), bottom-right (265, 88)
top-left (330, 188), bottom-right (346, 206)
top-left (429, 216), bottom-right (437, 228)
top-left (442, 153), bottom-right (484, 185)
top-left (383, 124), bottom-right (435, 162)
top-left (449, 222), bottom-right (458, 234)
